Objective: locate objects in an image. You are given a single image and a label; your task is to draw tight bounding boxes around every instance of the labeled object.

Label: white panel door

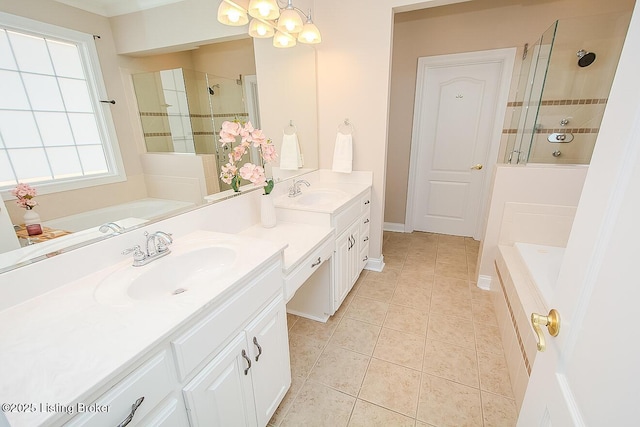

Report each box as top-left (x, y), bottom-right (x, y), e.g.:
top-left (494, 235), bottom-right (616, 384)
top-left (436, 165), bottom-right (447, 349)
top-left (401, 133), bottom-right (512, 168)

top-left (410, 54), bottom-right (504, 236)
top-left (518, 6), bottom-right (640, 424)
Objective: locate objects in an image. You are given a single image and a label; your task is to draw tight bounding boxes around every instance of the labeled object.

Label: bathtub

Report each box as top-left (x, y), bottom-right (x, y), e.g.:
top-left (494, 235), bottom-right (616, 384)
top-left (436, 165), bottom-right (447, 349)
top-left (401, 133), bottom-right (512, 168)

top-left (0, 198), bottom-right (195, 271)
top-left (513, 242), bottom-right (565, 306)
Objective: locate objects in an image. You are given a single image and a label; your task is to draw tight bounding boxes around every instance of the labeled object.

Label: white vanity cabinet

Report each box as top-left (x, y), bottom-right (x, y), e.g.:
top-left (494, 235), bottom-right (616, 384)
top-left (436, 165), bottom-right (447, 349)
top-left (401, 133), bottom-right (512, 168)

top-left (182, 296), bottom-right (290, 427)
top-left (332, 189), bottom-right (371, 311)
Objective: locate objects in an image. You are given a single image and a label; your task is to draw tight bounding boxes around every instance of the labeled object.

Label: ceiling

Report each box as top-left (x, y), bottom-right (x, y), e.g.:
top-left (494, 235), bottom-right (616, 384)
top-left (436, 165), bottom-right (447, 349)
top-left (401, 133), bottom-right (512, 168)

top-left (52, 0), bottom-right (186, 17)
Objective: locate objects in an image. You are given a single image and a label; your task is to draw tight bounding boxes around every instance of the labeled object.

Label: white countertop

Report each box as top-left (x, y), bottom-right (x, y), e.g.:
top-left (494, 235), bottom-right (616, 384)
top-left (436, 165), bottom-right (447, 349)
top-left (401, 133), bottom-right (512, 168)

top-left (0, 230), bottom-right (285, 427)
top-left (239, 222), bottom-right (334, 276)
top-left (273, 182), bottom-right (370, 214)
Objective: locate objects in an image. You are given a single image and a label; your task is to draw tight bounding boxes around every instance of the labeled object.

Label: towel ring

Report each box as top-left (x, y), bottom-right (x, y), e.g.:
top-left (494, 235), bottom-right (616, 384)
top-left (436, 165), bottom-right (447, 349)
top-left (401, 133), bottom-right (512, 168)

top-left (337, 119), bottom-right (354, 135)
top-left (284, 121), bottom-right (297, 136)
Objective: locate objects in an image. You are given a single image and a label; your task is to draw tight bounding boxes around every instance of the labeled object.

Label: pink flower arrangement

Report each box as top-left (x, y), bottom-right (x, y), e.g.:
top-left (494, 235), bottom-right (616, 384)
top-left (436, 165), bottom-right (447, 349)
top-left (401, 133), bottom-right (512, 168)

top-left (11, 183), bottom-right (38, 210)
top-left (219, 120), bottom-right (277, 194)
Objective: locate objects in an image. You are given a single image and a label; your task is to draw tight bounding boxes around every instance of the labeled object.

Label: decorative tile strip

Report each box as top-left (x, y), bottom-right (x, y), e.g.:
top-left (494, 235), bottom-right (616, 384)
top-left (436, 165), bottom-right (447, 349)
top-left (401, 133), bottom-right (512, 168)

top-left (502, 127), bottom-right (599, 134)
top-left (212, 112), bottom-right (249, 118)
top-left (507, 98), bottom-right (606, 108)
top-left (139, 112), bottom-right (168, 117)
top-left (193, 132), bottom-right (216, 136)
top-left (143, 132), bottom-right (172, 137)
top-left (495, 262), bottom-right (532, 376)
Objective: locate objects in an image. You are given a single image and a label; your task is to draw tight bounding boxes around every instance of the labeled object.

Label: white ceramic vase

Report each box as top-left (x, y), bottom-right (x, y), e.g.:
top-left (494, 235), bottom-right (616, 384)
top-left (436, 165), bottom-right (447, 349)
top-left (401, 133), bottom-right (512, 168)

top-left (261, 193), bottom-right (276, 228)
top-left (23, 209), bottom-right (43, 236)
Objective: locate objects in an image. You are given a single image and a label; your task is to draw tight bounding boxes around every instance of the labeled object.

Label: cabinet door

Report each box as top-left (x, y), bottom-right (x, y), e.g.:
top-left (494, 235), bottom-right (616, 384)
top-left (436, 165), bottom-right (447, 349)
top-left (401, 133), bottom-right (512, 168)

top-left (347, 225), bottom-right (361, 286)
top-left (334, 228), bottom-right (352, 311)
top-left (183, 334), bottom-right (257, 427)
top-left (245, 297), bottom-right (291, 427)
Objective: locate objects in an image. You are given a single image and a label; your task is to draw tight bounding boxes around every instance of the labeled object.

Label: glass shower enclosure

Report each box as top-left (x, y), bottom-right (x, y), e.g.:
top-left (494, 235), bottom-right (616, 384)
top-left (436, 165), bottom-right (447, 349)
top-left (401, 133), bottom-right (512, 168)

top-left (505, 12), bottom-right (631, 165)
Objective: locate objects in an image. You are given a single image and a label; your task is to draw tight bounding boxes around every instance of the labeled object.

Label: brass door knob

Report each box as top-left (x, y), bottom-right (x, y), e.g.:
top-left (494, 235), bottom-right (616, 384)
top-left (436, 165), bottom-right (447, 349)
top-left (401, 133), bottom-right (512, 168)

top-left (531, 309), bottom-right (561, 352)
top-left (470, 164), bottom-right (483, 170)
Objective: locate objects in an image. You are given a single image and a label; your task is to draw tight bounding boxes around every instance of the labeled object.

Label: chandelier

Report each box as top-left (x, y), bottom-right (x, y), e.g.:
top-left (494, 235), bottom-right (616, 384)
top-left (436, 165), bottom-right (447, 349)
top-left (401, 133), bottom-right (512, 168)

top-left (217, 0), bottom-right (322, 48)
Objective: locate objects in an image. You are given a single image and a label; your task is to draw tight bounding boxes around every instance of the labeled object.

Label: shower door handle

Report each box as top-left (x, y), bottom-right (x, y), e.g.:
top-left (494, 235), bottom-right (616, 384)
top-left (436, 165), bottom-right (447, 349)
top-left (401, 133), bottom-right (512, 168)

top-left (470, 164), bottom-right (483, 170)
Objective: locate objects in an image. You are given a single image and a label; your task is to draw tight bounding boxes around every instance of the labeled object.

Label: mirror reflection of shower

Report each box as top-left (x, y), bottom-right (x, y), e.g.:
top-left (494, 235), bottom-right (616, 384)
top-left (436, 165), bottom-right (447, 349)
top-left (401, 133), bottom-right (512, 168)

top-left (505, 11), bottom-right (632, 165)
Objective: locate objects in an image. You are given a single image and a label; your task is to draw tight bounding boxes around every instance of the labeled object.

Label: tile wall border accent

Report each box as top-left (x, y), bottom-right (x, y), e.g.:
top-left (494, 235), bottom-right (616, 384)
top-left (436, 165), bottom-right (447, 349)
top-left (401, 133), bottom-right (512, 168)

top-left (506, 98), bottom-right (607, 107)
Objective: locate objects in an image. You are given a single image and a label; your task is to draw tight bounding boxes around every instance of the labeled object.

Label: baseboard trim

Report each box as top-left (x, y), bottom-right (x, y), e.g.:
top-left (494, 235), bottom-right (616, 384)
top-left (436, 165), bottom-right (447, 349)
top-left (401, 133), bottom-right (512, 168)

top-left (383, 222), bottom-right (406, 233)
top-left (365, 256), bottom-right (385, 272)
top-left (477, 275), bottom-right (492, 290)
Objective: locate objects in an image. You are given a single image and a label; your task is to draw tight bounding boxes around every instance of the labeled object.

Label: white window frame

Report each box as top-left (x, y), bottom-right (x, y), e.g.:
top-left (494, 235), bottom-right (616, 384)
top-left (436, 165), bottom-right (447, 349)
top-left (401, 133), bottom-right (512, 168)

top-left (0, 11), bottom-right (125, 198)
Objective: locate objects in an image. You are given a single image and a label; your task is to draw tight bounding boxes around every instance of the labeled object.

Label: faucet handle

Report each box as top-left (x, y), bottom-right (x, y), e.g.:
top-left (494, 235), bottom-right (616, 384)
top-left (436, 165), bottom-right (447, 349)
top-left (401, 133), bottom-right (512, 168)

top-left (122, 245), bottom-right (146, 263)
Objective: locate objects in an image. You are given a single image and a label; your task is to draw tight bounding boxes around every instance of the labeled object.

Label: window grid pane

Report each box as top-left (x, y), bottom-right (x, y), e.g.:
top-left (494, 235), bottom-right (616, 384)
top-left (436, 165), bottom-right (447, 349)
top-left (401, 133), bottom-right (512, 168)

top-left (0, 23), bottom-right (112, 191)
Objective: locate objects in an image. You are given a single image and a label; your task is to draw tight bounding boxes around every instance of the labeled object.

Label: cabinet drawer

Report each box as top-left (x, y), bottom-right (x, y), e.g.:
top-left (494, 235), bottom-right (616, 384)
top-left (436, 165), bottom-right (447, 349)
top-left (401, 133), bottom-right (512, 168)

top-left (360, 214), bottom-right (370, 239)
top-left (333, 201), bottom-right (360, 235)
top-left (359, 244), bottom-right (370, 270)
top-left (360, 191), bottom-right (372, 212)
top-left (171, 264), bottom-right (282, 380)
top-left (140, 397), bottom-right (189, 427)
top-left (284, 237), bottom-right (334, 302)
top-left (66, 351), bottom-right (174, 427)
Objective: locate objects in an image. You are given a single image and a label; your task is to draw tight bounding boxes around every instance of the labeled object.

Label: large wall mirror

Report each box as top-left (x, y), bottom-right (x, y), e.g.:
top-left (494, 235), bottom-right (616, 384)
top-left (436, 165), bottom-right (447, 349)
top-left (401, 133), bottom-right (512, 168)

top-left (0, 4), bottom-right (319, 273)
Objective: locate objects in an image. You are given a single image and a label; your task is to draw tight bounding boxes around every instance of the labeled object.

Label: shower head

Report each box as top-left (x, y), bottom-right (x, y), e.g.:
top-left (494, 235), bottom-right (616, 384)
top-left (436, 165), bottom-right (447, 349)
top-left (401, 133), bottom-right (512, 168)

top-left (577, 49), bottom-right (596, 67)
top-left (208, 84), bottom-right (221, 95)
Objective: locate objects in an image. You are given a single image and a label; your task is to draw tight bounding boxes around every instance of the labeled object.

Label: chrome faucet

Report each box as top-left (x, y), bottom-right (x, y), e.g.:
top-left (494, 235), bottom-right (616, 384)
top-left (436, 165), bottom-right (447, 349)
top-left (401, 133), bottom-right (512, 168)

top-left (288, 179), bottom-right (310, 197)
top-left (99, 222), bottom-right (124, 234)
top-left (122, 230), bottom-right (173, 267)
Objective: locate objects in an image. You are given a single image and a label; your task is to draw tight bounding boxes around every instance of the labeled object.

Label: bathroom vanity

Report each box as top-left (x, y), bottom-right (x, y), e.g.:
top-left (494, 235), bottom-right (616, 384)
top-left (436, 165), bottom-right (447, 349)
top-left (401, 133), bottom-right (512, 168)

top-left (0, 170), bottom-right (373, 427)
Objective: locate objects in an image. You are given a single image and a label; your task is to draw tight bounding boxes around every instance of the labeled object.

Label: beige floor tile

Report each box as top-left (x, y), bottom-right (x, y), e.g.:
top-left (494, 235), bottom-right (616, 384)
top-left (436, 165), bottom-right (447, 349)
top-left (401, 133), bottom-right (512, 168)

top-left (416, 374), bottom-right (482, 427)
top-left (345, 296), bottom-right (389, 326)
top-left (383, 304), bottom-right (429, 336)
top-left (287, 313), bottom-right (299, 331)
top-left (383, 254), bottom-right (406, 270)
top-left (391, 284), bottom-right (431, 311)
top-left (359, 358), bottom-right (421, 417)
top-left (348, 399), bottom-right (415, 427)
top-left (438, 235), bottom-right (467, 245)
top-left (427, 313), bottom-right (476, 349)
top-left (281, 380), bottom-right (355, 427)
top-left (436, 249), bottom-right (468, 265)
top-left (329, 317), bottom-right (381, 356)
top-left (478, 351), bottom-right (514, 398)
top-left (430, 293), bottom-right (473, 319)
top-left (433, 276), bottom-right (471, 299)
top-left (406, 251), bottom-right (437, 263)
top-left (334, 289), bottom-right (356, 319)
top-left (481, 391), bottom-right (518, 427)
top-left (423, 339), bottom-right (479, 388)
top-left (366, 269), bottom-right (401, 284)
top-left (398, 269), bottom-right (435, 285)
top-left (373, 327), bottom-right (425, 370)
top-left (307, 345), bottom-right (370, 396)
top-left (288, 332), bottom-right (326, 378)
top-left (269, 374), bottom-right (306, 426)
top-left (474, 323), bottom-right (504, 355)
top-left (289, 316), bottom-right (340, 342)
top-left (356, 279), bottom-right (396, 302)
top-left (470, 283), bottom-right (492, 302)
top-left (472, 299), bottom-right (499, 325)
top-left (435, 261), bottom-right (470, 280)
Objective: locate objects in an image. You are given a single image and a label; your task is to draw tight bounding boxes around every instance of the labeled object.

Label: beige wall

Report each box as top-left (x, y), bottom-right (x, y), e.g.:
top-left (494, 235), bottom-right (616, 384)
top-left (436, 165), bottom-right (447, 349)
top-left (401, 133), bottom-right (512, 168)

top-left (385, 0), bottom-right (636, 225)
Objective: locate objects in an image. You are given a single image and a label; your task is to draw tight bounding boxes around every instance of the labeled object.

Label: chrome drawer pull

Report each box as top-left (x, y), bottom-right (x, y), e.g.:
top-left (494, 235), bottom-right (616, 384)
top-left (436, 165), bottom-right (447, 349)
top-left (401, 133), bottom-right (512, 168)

top-left (363, 256), bottom-right (368, 262)
top-left (311, 257), bottom-right (322, 268)
top-left (363, 237), bottom-right (369, 242)
top-left (117, 396), bottom-right (144, 427)
top-left (363, 218), bottom-right (370, 224)
top-left (253, 337), bottom-right (263, 362)
top-left (364, 200), bottom-right (370, 205)
top-left (242, 349), bottom-right (251, 374)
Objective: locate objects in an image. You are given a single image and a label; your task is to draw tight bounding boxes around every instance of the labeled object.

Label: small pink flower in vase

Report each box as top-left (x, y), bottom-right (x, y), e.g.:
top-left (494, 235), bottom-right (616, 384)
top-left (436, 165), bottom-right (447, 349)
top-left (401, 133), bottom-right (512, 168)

top-left (11, 183), bottom-right (38, 210)
top-left (218, 120), bottom-right (277, 194)
top-left (11, 183), bottom-right (43, 236)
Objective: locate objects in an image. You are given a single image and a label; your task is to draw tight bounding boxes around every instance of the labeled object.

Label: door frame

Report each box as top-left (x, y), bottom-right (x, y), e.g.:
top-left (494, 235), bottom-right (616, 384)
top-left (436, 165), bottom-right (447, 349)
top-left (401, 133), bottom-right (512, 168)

top-left (405, 48), bottom-right (515, 240)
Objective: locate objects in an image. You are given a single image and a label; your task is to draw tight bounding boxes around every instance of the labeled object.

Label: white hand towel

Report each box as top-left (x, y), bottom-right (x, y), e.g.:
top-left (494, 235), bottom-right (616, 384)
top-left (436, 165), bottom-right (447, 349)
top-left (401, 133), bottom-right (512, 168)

top-left (332, 132), bottom-right (353, 173)
top-left (280, 133), bottom-right (303, 170)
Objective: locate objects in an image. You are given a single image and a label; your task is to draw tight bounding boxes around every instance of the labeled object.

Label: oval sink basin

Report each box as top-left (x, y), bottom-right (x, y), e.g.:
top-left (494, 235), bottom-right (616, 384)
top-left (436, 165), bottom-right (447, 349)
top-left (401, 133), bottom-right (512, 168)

top-left (94, 244), bottom-right (238, 305)
top-left (127, 246), bottom-right (236, 300)
top-left (294, 189), bottom-right (350, 206)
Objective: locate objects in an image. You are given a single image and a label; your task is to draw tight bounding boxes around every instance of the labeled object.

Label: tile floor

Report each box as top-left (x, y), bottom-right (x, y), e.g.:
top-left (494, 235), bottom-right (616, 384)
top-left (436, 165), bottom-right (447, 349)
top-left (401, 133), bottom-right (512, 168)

top-left (269, 231), bottom-right (518, 427)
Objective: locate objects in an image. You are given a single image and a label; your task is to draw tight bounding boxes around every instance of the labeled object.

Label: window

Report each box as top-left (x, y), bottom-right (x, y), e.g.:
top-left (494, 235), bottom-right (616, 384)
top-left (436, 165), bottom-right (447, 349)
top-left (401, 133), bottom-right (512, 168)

top-left (0, 12), bottom-right (124, 194)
